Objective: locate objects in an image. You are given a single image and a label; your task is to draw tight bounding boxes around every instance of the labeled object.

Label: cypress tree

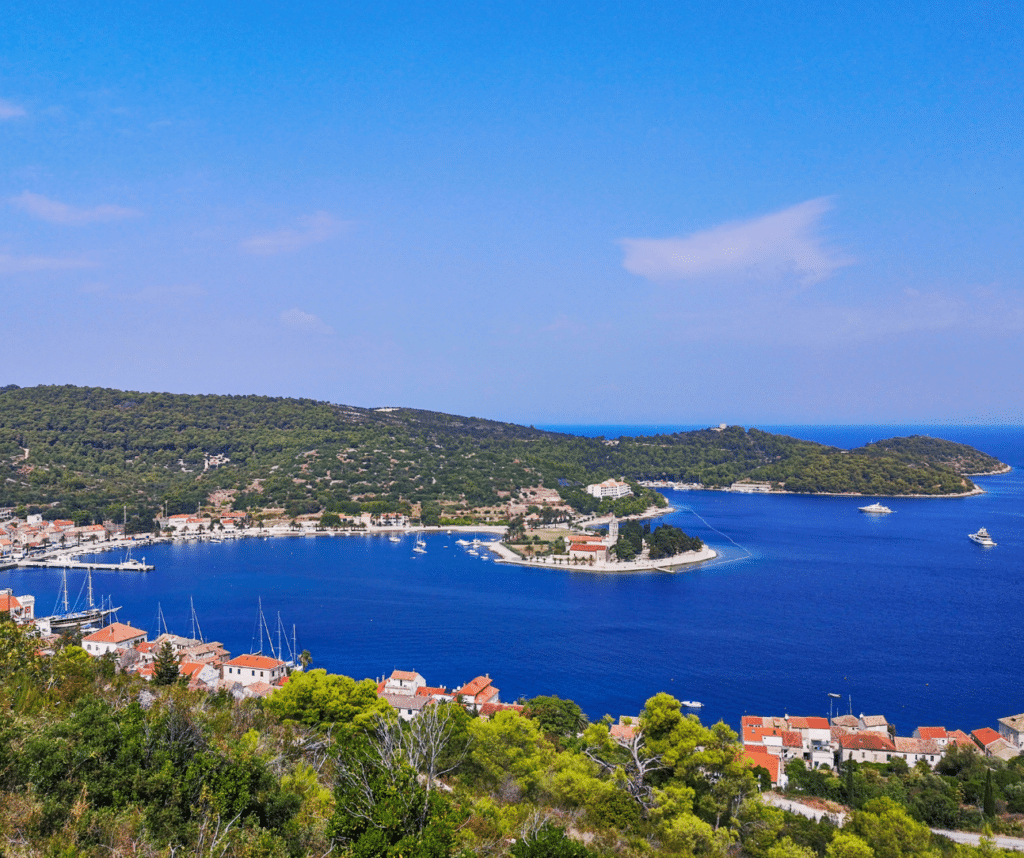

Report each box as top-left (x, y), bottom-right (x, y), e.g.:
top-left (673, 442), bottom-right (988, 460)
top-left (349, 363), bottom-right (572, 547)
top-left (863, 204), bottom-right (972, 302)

top-left (983, 768), bottom-right (996, 818)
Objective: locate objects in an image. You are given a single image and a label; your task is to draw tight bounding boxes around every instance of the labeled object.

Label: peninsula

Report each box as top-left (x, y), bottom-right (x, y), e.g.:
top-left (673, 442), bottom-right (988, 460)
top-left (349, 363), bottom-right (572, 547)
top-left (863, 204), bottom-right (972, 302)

top-left (0, 385), bottom-right (1008, 537)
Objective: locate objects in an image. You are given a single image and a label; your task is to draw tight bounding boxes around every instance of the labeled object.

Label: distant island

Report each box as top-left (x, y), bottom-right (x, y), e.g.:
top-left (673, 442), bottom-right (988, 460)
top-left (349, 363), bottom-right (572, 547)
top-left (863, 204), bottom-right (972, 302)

top-left (0, 385), bottom-right (1008, 533)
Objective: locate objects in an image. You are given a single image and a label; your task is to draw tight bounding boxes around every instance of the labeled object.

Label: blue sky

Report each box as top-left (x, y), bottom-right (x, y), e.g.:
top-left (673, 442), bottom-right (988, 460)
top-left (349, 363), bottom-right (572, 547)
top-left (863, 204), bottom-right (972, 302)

top-left (2, 2), bottom-right (1022, 424)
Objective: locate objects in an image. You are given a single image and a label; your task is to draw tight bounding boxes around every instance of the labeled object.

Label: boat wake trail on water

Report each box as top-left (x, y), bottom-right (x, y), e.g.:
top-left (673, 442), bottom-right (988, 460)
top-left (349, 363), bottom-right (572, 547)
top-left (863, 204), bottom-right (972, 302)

top-left (677, 505), bottom-right (755, 566)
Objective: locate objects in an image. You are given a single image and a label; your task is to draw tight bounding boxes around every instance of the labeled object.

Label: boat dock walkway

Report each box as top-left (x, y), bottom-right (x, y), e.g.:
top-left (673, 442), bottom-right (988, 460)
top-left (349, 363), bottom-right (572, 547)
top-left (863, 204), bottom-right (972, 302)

top-left (16, 558), bottom-right (154, 572)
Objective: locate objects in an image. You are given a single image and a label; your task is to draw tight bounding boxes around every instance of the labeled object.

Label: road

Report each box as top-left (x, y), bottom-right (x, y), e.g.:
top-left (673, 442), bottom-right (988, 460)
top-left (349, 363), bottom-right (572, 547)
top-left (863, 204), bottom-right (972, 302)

top-left (764, 794), bottom-right (1024, 853)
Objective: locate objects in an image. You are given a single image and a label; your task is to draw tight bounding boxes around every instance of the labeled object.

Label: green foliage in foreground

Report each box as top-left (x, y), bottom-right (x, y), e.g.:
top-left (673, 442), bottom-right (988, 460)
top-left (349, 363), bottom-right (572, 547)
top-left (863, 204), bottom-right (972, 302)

top-left (787, 743), bottom-right (1024, 834)
top-left (0, 386), bottom-right (1005, 531)
top-left (0, 619), bottom-right (1018, 857)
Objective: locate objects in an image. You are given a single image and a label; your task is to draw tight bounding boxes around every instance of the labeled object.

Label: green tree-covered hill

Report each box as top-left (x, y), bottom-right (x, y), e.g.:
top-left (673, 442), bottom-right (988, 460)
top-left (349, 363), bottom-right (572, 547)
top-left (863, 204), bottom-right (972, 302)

top-left (0, 385), bottom-right (1006, 530)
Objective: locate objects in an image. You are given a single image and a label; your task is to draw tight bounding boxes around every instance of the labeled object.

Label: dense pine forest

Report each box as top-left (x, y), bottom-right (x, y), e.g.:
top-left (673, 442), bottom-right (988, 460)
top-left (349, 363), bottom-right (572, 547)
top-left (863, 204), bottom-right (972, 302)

top-left (0, 385), bottom-right (1005, 532)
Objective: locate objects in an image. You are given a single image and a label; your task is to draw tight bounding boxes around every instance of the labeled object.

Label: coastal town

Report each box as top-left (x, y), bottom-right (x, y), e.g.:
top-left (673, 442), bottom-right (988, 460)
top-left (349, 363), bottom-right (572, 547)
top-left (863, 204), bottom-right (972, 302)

top-left (0, 476), bottom-right (715, 574)
top-left (3, 576), bottom-right (1023, 795)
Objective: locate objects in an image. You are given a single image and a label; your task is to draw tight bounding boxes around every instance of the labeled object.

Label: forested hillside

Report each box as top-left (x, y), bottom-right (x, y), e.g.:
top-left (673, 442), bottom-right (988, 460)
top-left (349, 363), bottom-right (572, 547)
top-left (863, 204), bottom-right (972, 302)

top-left (0, 619), bottom-right (1019, 858)
top-left (0, 386), bottom-right (1005, 531)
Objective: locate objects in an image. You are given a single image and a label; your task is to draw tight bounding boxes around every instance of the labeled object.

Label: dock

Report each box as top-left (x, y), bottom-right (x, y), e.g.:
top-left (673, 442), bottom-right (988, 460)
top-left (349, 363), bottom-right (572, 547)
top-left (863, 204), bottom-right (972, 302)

top-left (16, 558), bottom-right (154, 572)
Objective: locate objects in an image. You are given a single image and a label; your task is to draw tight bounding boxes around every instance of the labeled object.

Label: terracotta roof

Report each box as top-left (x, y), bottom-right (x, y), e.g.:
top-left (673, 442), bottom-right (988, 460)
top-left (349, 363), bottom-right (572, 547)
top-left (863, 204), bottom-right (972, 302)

top-left (743, 725), bottom-right (784, 744)
top-left (916, 726), bottom-right (947, 741)
top-left (743, 746), bottom-right (781, 784)
top-left (781, 730), bottom-right (804, 748)
top-left (480, 702), bottom-right (524, 718)
top-left (972, 727), bottom-right (1003, 748)
top-left (742, 716), bottom-right (764, 729)
top-left (947, 729), bottom-right (975, 748)
top-left (389, 670), bottom-right (421, 681)
top-left (832, 715), bottom-right (860, 728)
top-left (0, 594), bottom-right (22, 611)
top-left (568, 544), bottom-right (604, 552)
top-left (894, 737), bottom-right (940, 755)
top-left (247, 681), bottom-right (275, 697)
top-left (840, 733), bottom-right (896, 752)
top-left (611, 723), bottom-right (637, 740)
top-left (376, 679), bottom-right (387, 694)
top-left (82, 622), bottom-right (147, 644)
top-left (416, 685), bottom-right (449, 697)
top-left (179, 662), bottom-right (206, 677)
top-left (803, 717), bottom-right (830, 729)
top-left (224, 653), bottom-right (286, 670)
top-left (860, 715), bottom-right (889, 728)
top-left (455, 676), bottom-right (493, 697)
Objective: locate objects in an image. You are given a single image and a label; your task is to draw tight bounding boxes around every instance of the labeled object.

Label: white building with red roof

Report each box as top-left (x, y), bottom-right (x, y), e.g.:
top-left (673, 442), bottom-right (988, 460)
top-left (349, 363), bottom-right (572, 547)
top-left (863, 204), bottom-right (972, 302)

top-left (221, 653), bottom-right (287, 687)
top-left (0, 589), bottom-right (34, 623)
top-left (384, 670), bottom-right (426, 697)
top-left (82, 622), bottom-right (148, 657)
top-left (743, 745), bottom-right (786, 788)
top-left (453, 675), bottom-right (500, 711)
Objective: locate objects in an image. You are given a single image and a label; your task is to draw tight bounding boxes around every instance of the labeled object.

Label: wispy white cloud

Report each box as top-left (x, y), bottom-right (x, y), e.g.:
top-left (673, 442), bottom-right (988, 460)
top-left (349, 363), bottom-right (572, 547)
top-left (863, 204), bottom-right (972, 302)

top-left (620, 197), bottom-right (853, 284)
top-left (281, 308), bottom-right (334, 335)
top-left (0, 253), bottom-right (96, 274)
top-left (10, 191), bottom-right (142, 225)
top-left (241, 211), bottom-right (349, 256)
top-left (0, 98), bottom-right (26, 119)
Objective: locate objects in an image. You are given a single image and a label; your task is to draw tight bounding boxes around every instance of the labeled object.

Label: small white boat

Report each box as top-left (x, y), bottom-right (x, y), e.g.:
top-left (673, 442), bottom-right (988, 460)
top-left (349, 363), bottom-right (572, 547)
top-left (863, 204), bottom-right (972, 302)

top-left (388, 535), bottom-right (401, 543)
top-left (456, 539), bottom-right (471, 546)
top-left (859, 502), bottom-right (893, 514)
top-left (467, 549), bottom-right (478, 556)
top-left (412, 546), bottom-right (426, 554)
top-left (681, 700), bottom-right (703, 709)
top-left (969, 527), bottom-right (996, 546)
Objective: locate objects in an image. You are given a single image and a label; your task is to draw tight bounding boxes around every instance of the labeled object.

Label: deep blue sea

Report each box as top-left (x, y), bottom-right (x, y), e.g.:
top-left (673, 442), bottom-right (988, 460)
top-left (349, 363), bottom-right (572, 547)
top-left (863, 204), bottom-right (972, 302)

top-left (4, 425), bottom-right (1021, 736)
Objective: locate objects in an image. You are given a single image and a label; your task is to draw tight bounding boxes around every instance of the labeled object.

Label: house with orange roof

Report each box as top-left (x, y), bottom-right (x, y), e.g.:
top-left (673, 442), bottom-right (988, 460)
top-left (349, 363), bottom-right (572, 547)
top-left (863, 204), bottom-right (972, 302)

top-left (415, 685), bottom-right (453, 702)
top-left (743, 746), bottom-right (786, 788)
top-left (858, 715), bottom-right (891, 734)
top-left (973, 727), bottom-right (1019, 761)
top-left (82, 622), bottom-right (148, 657)
top-left (914, 726), bottom-right (949, 744)
top-left (479, 702), bottom-right (524, 719)
top-left (221, 653), bottom-right (287, 687)
top-left (383, 669), bottom-right (426, 697)
top-left (453, 675), bottom-right (500, 712)
top-left (569, 543), bottom-right (608, 562)
top-left (892, 737), bottom-right (943, 767)
top-left (0, 589), bottom-right (34, 623)
top-left (744, 715), bottom-right (835, 769)
top-left (838, 732), bottom-right (896, 765)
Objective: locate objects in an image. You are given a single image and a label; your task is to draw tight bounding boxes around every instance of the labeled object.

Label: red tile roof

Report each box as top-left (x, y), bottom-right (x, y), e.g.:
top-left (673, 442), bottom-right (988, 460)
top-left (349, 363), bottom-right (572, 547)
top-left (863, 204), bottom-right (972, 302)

top-left (972, 727), bottom-right (1002, 748)
top-left (224, 653), bottom-right (286, 670)
top-left (916, 726), bottom-right (947, 741)
top-left (179, 662), bottom-right (206, 677)
top-left (0, 594), bottom-right (22, 612)
top-left (568, 544), bottom-right (604, 552)
top-left (480, 702), bottom-right (523, 718)
top-left (743, 746), bottom-right (781, 784)
top-left (455, 676), bottom-right (493, 697)
top-left (389, 670), bottom-right (421, 681)
top-left (781, 730), bottom-right (804, 748)
top-left (947, 730), bottom-right (975, 748)
top-left (416, 686), bottom-right (449, 697)
top-left (840, 733), bottom-right (896, 752)
top-left (803, 717), bottom-right (830, 729)
top-left (82, 622), bottom-right (147, 645)
top-left (610, 723), bottom-right (637, 740)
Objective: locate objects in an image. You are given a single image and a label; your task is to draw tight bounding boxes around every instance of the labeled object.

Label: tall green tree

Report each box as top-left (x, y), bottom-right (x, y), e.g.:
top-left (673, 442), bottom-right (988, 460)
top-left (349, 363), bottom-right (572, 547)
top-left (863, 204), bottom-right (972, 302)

top-left (153, 640), bottom-right (180, 686)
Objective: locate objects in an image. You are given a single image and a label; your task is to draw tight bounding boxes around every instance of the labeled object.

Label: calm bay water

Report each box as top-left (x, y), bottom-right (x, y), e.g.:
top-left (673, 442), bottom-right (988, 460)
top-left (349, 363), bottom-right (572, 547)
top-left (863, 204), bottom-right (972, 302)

top-left (4, 425), bottom-right (1021, 734)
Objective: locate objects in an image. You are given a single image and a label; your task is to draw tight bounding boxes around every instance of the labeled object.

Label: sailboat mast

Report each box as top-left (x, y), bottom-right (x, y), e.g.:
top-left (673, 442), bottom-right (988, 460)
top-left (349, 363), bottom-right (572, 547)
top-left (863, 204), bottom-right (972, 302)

top-left (62, 570), bottom-right (69, 613)
top-left (277, 612), bottom-right (282, 662)
top-left (258, 598), bottom-right (263, 654)
top-left (87, 567), bottom-right (94, 609)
